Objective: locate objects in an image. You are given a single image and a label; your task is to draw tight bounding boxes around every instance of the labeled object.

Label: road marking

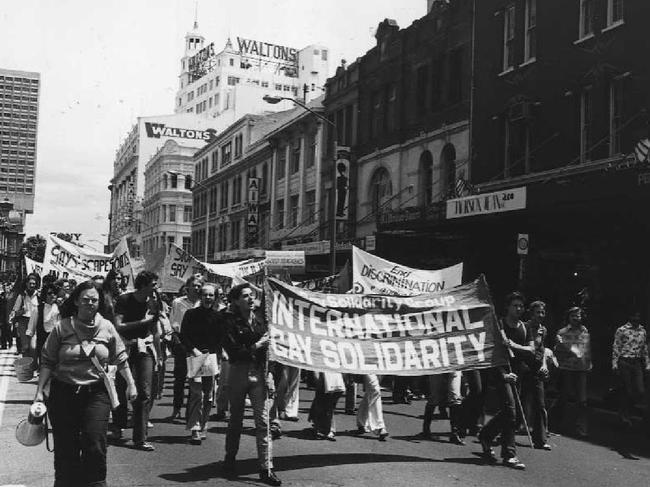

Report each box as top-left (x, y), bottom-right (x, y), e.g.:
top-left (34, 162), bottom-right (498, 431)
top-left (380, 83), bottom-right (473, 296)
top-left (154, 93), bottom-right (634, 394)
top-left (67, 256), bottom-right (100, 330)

top-left (0, 348), bottom-right (17, 428)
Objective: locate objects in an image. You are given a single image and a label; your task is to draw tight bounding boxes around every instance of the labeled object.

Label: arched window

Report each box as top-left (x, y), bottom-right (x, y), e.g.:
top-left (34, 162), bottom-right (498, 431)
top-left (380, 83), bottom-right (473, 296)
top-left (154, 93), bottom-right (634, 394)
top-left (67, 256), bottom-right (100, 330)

top-left (441, 143), bottom-right (456, 197)
top-left (369, 167), bottom-right (393, 214)
top-left (419, 150), bottom-right (434, 205)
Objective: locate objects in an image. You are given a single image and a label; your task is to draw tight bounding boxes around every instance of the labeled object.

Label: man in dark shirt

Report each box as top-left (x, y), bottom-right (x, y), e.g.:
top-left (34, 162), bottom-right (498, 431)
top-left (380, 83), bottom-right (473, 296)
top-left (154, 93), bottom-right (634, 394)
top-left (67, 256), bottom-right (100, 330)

top-left (478, 291), bottom-right (533, 470)
top-left (112, 270), bottom-right (159, 451)
top-left (180, 283), bottom-right (222, 445)
top-left (220, 283), bottom-right (281, 486)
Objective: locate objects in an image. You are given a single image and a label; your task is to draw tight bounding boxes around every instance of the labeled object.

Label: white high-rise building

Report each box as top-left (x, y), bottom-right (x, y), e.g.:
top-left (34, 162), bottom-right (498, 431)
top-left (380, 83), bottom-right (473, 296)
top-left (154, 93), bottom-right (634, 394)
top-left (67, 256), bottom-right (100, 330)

top-left (174, 22), bottom-right (329, 131)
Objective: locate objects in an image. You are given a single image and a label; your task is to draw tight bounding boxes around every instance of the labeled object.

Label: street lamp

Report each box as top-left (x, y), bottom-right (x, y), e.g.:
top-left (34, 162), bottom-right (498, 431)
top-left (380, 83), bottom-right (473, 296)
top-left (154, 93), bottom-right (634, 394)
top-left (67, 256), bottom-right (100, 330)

top-left (263, 94), bottom-right (339, 275)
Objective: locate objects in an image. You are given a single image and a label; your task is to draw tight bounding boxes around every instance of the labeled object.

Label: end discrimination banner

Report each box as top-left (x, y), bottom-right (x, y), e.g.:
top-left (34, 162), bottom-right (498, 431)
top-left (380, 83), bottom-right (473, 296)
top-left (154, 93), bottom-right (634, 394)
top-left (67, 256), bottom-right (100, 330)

top-left (351, 246), bottom-right (463, 295)
top-left (265, 275), bottom-right (508, 376)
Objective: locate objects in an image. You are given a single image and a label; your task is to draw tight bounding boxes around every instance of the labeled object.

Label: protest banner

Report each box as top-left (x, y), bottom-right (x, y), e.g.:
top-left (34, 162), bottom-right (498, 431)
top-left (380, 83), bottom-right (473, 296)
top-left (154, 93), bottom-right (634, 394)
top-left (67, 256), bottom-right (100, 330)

top-left (25, 255), bottom-right (43, 276)
top-left (41, 234), bottom-right (113, 282)
top-left (265, 275), bottom-right (508, 376)
top-left (39, 235), bottom-right (136, 288)
top-left (351, 246), bottom-right (463, 295)
top-left (160, 244), bottom-right (206, 293)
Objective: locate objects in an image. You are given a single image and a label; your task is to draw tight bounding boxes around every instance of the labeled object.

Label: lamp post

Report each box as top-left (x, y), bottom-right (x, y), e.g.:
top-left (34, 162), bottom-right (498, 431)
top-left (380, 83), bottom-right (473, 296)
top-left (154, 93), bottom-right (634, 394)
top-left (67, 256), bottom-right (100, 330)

top-left (263, 95), bottom-right (339, 275)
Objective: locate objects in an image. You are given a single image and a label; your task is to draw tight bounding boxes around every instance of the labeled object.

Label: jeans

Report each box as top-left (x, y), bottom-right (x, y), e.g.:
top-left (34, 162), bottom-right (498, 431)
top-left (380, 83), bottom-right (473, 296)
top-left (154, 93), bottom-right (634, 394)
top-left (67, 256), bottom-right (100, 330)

top-left (480, 378), bottom-right (518, 459)
top-left (522, 372), bottom-right (547, 446)
top-left (173, 351), bottom-right (188, 411)
top-left (215, 360), bottom-right (230, 414)
top-left (49, 379), bottom-right (111, 487)
top-left (618, 358), bottom-right (645, 420)
top-left (114, 350), bottom-right (153, 444)
top-left (356, 374), bottom-right (386, 433)
top-left (309, 374), bottom-right (341, 435)
top-left (187, 375), bottom-right (214, 431)
top-left (225, 362), bottom-right (272, 470)
top-left (555, 369), bottom-right (588, 435)
top-left (461, 370), bottom-right (484, 433)
top-left (270, 365), bottom-right (300, 427)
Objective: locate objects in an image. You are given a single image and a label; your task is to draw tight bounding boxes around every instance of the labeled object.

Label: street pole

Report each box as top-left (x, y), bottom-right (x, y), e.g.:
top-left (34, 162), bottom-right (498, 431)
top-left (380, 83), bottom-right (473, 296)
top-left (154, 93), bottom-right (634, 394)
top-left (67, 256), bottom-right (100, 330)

top-left (329, 134), bottom-right (338, 276)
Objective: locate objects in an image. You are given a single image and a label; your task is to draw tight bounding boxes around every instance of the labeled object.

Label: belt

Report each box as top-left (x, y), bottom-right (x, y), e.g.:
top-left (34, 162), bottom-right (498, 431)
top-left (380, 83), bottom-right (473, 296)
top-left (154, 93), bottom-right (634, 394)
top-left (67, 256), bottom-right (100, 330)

top-left (53, 379), bottom-right (106, 395)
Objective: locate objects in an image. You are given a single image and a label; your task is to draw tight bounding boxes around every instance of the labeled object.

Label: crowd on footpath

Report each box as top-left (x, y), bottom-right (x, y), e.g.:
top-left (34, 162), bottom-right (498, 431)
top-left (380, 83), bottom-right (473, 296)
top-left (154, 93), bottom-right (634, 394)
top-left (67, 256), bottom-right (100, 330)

top-left (2, 269), bottom-right (650, 486)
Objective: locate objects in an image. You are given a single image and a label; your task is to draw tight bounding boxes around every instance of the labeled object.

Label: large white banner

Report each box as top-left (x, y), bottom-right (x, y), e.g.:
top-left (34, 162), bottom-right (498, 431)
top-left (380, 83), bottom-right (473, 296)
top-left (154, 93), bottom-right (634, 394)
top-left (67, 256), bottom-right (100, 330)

top-left (40, 235), bottom-right (135, 288)
top-left (351, 246), bottom-right (463, 295)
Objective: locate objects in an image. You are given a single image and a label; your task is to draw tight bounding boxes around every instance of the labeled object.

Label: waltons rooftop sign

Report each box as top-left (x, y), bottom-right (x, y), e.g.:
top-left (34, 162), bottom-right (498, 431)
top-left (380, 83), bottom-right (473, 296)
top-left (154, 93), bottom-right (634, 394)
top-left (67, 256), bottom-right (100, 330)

top-left (446, 186), bottom-right (527, 219)
top-left (144, 122), bottom-right (216, 141)
top-left (237, 37), bottom-right (298, 65)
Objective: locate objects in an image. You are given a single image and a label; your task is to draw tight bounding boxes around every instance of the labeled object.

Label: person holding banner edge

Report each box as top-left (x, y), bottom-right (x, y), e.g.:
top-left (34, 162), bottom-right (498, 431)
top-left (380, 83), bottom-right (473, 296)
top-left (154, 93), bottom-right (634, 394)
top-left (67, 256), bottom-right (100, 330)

top-left (478, 291), bottom-right (531, 470)
top-left (220, 283), bottom-right (281, 486)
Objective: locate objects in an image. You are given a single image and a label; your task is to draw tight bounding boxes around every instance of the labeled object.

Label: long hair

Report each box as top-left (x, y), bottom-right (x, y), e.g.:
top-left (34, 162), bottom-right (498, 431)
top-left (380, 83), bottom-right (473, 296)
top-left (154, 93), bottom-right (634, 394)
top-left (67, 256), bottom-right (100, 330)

top-left (59, 280), bottom-right (105, 319)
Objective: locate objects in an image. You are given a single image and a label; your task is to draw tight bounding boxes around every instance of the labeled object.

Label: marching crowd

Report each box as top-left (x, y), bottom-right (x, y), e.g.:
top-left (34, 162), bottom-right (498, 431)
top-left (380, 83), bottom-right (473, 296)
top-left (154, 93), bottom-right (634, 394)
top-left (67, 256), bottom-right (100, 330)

top-left (2, 270), bottom-right (649, 486)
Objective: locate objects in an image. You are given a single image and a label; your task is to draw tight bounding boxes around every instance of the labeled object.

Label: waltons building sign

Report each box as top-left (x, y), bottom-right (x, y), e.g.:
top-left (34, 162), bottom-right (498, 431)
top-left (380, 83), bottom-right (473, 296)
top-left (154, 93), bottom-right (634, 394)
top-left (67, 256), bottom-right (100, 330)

top-left (237, 37), bottom-right (298, 66)
top-left (144, 122), bottom-right (216, 142)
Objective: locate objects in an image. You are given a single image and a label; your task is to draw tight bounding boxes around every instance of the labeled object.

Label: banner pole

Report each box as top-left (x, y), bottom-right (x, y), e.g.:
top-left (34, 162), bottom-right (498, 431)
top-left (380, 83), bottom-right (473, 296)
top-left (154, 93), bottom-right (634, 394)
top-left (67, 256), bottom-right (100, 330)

top-left (263, 267), bottom-right (272, 477)
top-left (498, 322), bottom-right (534, 449)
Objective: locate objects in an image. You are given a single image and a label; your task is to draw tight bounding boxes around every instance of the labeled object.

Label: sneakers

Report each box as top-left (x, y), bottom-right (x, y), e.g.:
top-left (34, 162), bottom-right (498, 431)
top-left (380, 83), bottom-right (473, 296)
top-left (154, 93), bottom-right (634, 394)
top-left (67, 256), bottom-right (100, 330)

top-left (325, 432), bottom-right (336, 441)
top-left (259, 469), bottom-right (282, 486)
top-left (478, 435), bottom-right (497, 463)
top-left (378, 428), bottom-right (389, 441)
top-left (449, 432), bottom-right (465, 445)
top-left (534, 443), bottom-right (552, 451)
top-left (134, 442), bottom-right (155, 451)
top-left (147, 421), bottom-right (154, 428)
top-left (503, 456), bottom-right (526, 470)
top-left (190, 430), bottom-right (201, 445)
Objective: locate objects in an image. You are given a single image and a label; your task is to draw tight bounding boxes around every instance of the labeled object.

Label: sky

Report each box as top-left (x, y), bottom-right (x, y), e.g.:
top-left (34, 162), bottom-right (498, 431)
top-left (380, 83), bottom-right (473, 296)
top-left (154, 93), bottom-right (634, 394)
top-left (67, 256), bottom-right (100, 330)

top-left (0, 0), bottom-right (425, 250)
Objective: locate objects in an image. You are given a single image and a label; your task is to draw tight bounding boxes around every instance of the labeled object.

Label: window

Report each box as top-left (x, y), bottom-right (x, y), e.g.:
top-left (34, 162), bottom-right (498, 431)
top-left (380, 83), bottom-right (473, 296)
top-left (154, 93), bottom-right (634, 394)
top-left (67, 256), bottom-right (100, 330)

top-left (441, 144), bottom-right (458, 196)
top-left (275, 84), bottom-right (282, 91)
top-left (182, 237), bottom-right (191, 252)
top-left (183, 205), bottom-right (192, 222)
top-left (220, 180), bottom-right (229, 210)
top-left (608, 79), bottom-right (623, 156)
top-left (234, 133), bottom-right (243, 158)
top-left (262, 81), bottom-right (269, 88)
top-left (289, 195), bottom-right (299, 227)
top-left (369, 168), bottom-right (392, 214)
top-left (607, 0), bottom-right (624, 25)
top-left (227, 76), bottom-right (240, 85)
top-left (502, 4), bottom-right (516, 72)
top-left (277, 147), bottom-right (286, 179)
top-left (170, 173), bottom-right (178, 189)
top-left (276, 199), bottom-right (285, 229)
top-left (185, 175), bottom-right (192, 189)
top-left (231, 220), bottom-right (241, 249)
top-left (290, 139), bottom-right (301, 174)
top-left (167, 236), bottom-right (175, 247)
top-left (579, 0), bottom-right (594, 38)
top-left (163, 173), bottom-right (168, 189)
top-left (161, 204), bottom-right (167, 222)
top-left (210, 186), bottom-right (218, 213)
top-left (384, 85), bottom-right (397, 132)
top-left (419, 151), bottom-right (434, 205)
top-left (448, 49), bottom-right (463, 104)
top-left (221, 141), bottom-right (232, 167)
top-left (306, 133), bottom-right (316, 168)
top-left (261, 162), bottom-right (269, 196)
top-left (218, 224), bottom-right (228, 252)
top-left (580, 88), bottom-right (592, 162)
top-left (169, 204), bottom-right (176, 222)
top-left (233, 175), bottom-right (242, 205)
top-left (211, 150), bottom-right (218, 172)
top-left (524, 0), bottom-right (536, 61)
top-left (229, 58), bottom-right (234, 66)
top-left (304, 190), bottom-right (316, 224)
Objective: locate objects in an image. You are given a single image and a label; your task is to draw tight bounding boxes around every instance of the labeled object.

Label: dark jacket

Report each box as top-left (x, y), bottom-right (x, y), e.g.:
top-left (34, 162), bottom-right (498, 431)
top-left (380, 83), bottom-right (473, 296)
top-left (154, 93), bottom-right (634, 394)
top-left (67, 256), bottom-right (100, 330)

top-left (179, 306), bottom-right (223, 355)
top-left (220, 306), bottom-right (267, 366)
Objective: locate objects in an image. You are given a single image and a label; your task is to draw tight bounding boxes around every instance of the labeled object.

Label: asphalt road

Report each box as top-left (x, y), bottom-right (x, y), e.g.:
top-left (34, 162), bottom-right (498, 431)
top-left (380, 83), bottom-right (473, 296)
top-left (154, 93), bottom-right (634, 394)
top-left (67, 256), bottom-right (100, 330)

top-left (2, 349), bottom-right (650, 487)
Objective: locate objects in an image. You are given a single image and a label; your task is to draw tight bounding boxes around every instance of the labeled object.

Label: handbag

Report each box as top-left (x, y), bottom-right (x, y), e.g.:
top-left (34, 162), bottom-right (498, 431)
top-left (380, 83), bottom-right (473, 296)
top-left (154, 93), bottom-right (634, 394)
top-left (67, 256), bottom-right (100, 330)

top-left (186, 353), bottom-right (219, 378)
top-left (323, 371), bottom-right (345, 393)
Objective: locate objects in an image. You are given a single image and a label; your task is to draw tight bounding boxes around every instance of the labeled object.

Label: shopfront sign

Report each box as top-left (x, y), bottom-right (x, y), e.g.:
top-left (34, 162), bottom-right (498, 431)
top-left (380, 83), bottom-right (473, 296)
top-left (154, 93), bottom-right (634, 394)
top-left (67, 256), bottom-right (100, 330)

top-left (265, 250), bottom-right (306, 274)
top-left (446, 187), bottom-right (527, 219)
